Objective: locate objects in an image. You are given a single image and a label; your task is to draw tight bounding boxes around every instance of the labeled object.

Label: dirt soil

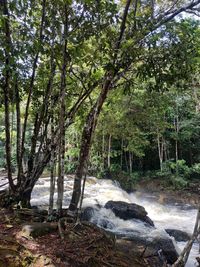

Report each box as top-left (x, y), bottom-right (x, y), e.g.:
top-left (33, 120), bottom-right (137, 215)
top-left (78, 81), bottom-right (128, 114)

top-left (0, 208), bottom-right (147, 267)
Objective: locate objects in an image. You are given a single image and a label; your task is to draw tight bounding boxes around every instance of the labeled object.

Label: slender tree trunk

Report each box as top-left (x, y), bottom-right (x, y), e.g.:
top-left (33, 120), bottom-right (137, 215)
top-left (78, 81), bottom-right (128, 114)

top-left (57, 3), bottom-right (68, 215)
top-left (121, 139), bottom-right (123, 170)
top-left (163, 139), bottom-right (168, 162)
top-left (49, 117), bottom-right (56, 215)
top-left (19, 0), bottom-right (46, 178)
top-left (2, 0), bottom-right (15, 192)
top-left (69, 77), bottom-right (113, 212)
top-left (69, 0), bottom-right (132, 212)
top-left (129, 151), bottom-right (132, 174)
top-left (15, 79), bottom-right (22, 178)
top-left (102, 130), bottom-right (105, 170)
top-left (125, 150), bottom-right (129, 173)
top-left (174, 110), bottom-right (179, 175)
top-left (107, 134), bottom-right (112, 169)
top-left (157, 131), bottom-right (164, 172)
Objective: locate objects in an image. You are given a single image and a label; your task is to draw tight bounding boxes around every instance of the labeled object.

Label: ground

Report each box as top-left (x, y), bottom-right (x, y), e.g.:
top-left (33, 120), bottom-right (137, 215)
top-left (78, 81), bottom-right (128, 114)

top-left (0, 208), bottom-right (146, 267)
top-left (135, 179), bottom-right (200, 207)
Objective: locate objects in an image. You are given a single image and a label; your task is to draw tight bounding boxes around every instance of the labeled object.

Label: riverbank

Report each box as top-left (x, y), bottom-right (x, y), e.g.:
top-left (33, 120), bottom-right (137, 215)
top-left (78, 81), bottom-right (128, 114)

top-left (135, 179), bottom-right (200, 207)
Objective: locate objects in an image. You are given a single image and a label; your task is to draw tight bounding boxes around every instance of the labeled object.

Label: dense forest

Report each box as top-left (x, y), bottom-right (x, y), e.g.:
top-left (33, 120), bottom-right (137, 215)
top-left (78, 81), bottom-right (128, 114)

top-left (0, 1), bottom-right (200, 266)
top-left (1, 0), bottom-right (200, 207)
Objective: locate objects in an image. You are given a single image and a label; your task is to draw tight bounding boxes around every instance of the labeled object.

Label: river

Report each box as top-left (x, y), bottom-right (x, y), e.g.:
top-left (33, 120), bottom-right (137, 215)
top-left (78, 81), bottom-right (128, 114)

top-left (30, 175), bottom-right (199, 266)
top-left (0, 175), bottom-right (199, 266)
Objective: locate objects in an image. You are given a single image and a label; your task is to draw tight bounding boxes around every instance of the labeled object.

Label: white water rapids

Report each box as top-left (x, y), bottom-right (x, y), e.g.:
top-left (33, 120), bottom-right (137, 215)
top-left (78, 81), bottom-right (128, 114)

top-left (0, 175), bottom-right (199, 266)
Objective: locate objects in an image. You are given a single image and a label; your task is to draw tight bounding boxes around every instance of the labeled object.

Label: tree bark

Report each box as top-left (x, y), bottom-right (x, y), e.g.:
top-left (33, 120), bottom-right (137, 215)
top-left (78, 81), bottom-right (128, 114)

top-left (19, 0), bottom-right (46, 177)
top-left (121, 139), bottom-right (123, 170)
top-left (49, 117), bottom-right (56, 215)
top-left (69, 77), bottom-right (113, 211)
top-left (2, 0), bottom-right (15, 192)
top-left (57, 3), bottom-right (68, 215)
top-left (107, 134), bottom-right (112, 169)
top-left (69, 0), bottom-right (132, 212)
top-left (129, 151), bottom-right (133, 174)
top-left (157, 131), bottom-right (164, 172)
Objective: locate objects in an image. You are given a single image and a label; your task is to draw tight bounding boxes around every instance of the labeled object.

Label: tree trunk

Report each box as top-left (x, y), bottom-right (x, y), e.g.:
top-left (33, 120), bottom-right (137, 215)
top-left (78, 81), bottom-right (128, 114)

top-left (121, 139), bottom-right (123, 170)
top-left (129, 151), bottom-right (132, 174)
top-left (69, 77), bottom-right (113, 212)
top-left (157, 131), bottom-right (164, 172)
top-left (49, 117), bottom-right (56, 215)
top-left (125, 150), bottom-right (129, 173)
top-left (107, 134), bottom-right (112, 169)
top-left (102, 130), bottom-right (105, 170)
top-left (56, 3), bottom-right (68, 215)
top-left (2, 0), bottom-right (15, 192)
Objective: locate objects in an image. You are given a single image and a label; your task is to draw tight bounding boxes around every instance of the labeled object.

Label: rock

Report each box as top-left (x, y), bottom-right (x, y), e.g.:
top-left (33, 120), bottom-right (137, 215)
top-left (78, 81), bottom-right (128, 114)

top-left (104, 201), bottom-right (154, 227)
top-left (81, 207), bottom-right (98, 221)
top-left (165, 229), bottom-right (191, 242)
top-left (97, 218), bottom-right (115, 229)
top-left (21, 222), bottom-right (58, 238)
top-left (116, 233), bottom-right (179, 265)
top-left (81, 207), bottom-right (115, 229)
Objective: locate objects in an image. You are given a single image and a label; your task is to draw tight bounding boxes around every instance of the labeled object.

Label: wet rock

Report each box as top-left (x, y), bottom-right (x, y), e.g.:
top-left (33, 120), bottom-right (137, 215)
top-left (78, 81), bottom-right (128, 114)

top-left (97, 218), bottom-right (115, 229)
top-left (165, 229), bottom-right (191, 242)
top-left (21, 222), bottom-right (58, 238)
top-left (81, 207), bottom-right (115, 229)
top-left (116, 233), bottom-right (179, 265)
top-left (81, 207), bottom-right (98, 221)
top-left (104, 201), bottom-right (154, 227)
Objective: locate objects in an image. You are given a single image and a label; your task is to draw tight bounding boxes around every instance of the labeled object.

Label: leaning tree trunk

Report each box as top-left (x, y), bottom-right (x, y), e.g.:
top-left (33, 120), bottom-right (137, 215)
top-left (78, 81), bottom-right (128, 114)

top-left (69, 77), bottom-right (112, 212)
top-left (68, 0), bottom-right (132, 212)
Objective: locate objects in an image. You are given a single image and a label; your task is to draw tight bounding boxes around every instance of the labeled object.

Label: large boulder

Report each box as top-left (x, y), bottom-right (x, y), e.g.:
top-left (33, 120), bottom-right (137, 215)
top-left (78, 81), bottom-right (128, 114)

top-left (116, 233), bottom-right (179, 265)
top-left (165, 229), bottom-right (191, 242)
top-left (104, 201), bottom-right (154, 227)
top-left (81, 207), bottom-right (115, 230)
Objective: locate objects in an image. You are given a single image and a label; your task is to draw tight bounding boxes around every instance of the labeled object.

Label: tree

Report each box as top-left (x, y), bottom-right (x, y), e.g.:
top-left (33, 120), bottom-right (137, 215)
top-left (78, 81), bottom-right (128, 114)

top-left (69, 0), bottom-right (200, 212)
top-left (0, 0), bottom-right (112, 207)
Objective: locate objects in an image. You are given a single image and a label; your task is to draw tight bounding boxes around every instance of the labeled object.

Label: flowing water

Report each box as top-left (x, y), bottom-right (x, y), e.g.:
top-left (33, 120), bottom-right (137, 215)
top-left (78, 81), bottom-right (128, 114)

top-left (0, 175), bottom-right (199, 266)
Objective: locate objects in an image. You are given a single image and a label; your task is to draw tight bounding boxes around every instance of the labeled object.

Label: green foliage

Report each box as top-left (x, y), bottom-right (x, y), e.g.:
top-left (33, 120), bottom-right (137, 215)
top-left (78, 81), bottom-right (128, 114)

top-left (190, 163), bottom-right (200, 179)
top-left (168, 160), bottom-right (191, 178)
top-left (169, 175), bottom-right (188, 189)
top-left (1, 0), bottom-right (200, 201)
